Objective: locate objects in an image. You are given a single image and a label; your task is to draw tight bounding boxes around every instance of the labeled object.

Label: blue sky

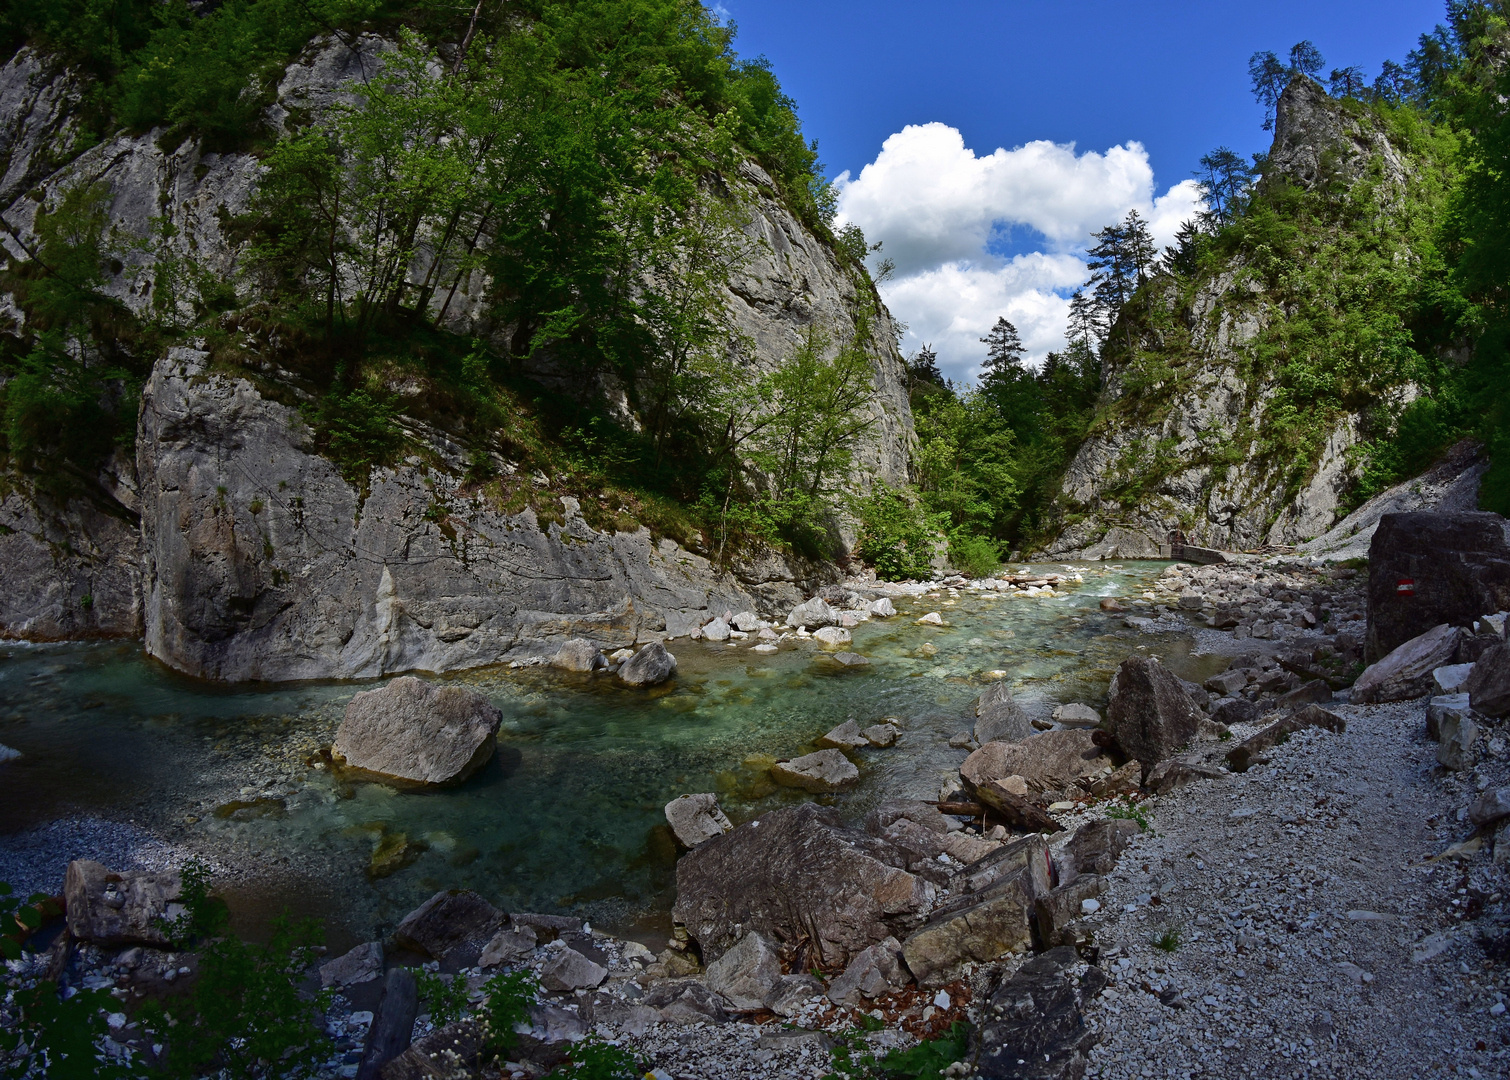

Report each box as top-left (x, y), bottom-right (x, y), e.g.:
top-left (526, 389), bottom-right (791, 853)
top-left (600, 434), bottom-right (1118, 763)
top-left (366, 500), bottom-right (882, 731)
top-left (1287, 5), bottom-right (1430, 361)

top-left (716, 0), bottom-right (1449, 379)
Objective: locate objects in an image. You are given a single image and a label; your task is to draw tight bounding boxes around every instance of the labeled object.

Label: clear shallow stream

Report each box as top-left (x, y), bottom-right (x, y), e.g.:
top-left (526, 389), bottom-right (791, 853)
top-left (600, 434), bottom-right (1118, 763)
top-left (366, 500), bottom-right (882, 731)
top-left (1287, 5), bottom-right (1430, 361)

top-left (0, 561), bottom-right (1219, 945)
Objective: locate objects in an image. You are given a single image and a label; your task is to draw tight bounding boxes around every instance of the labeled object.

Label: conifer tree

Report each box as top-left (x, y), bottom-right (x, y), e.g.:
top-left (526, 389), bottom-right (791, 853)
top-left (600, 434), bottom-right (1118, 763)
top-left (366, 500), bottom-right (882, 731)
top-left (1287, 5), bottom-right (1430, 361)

top-left (980, 317), bottom-right (1026, 377)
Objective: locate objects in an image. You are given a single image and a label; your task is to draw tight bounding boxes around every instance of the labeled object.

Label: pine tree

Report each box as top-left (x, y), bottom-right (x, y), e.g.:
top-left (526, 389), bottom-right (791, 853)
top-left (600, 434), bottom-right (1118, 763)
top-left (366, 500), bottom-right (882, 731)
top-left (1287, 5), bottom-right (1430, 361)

top-left (1249, 41), bottom-right (1326, 130)
top-left (906, 344), bottom-right (945, 390)
top-left (1194, 147), bottom-right (1254, 225)
top-left (1066, 288), bottom-right (1103, 348)
top-left (1328, 66), bottom-right (1368, 99)
top-left (979, 317), bottom-right (1026, 377)
top-left (1163, 219), bottom-right (1204, 278)
top-left (1288, 41), bottom-right (1325, 80)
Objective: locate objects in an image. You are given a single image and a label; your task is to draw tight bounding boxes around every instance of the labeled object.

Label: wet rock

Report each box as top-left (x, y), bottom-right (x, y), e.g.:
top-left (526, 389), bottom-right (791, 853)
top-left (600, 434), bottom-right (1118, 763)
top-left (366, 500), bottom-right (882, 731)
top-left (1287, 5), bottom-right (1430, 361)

top-left (702, 617), bottom-right (732, 642)
top-left (1105, 655), bottom-right (1204, 768)
top-left (1365, 511), bottom-right (1510, 662)
top-left (334, 676), bottom-right (502, 787)
top-left (704, 931), bottom-right (783, 1010)
top-left (550, 638), bottom-right (602, 672)
top-left (641, 979), bottom-right (731, 1024)
top-left (771, 749), bottom-right (859, 792)
top-left (1469, 788), bottom-right (1510, 829)
top-left (479, 925), bottom-right (537, 968)
top-left (1051, 704), bottom-right (1101, 729)
top-left (320, 941), bottom-right (384, 987)
top-left (617, 641), bottom-right (677, 687)
top-left (766, 974), bottom-right (826, 1017)
top-left (1352, 624), bottom-right (1466, 704)
top-left (368, 832), bottom-right (426, 880)
top-left (731, 611), bottom-right (761, 632)
top-left (972, 946), bottom-right (1106, 1080)
top-left (960, 730), bottom-right (1111, 793)
top-left (1064, 819), bottom-right (1141, 877)
top-left (787, 596), bottom-right (840, 629)
top-left (832, 650), bottom-right (870, 667)
top-left (1226, 705), bottom-right (1346, 773)
top-left (63, 861), bottom-right (182, 947)
top-left (539, 947), bottom-right (607, 992)
top-left (394, 890), bottom-right (505, 963)
top-left (664, 793), bottom-right (734, 848)
top-left (508, 912), bottom-right (583, 942)
top-left (976, 684), bottom-right (1032, 744)
top-left (1467, 641), bottom-right (1510, 717)
top-left (673, 803), bottom-right (935, 970)
top-left (870, 597), bottom-right (897, 617)
top-left (862, 723), bottom-right (899, 747)
top-left (1146, 756), bottom-right (1225, 793)
top-left (1437, 712), bottom-right (1480, 771)
top-left (826, 935), bottom-right (908, 1004)
top-left (917, 612), bottom-right (945, 625)
top-left (813, 625), bottom-right (851, 647)
top-left (818, 720), bottom-right (866, 749)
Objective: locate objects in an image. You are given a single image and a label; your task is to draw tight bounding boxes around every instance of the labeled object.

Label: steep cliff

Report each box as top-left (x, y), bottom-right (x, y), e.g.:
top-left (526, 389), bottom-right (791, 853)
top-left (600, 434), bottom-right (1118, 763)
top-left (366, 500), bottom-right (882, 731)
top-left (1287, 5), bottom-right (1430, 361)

top-left (0, 33), bottom-right (913, 676)
top-left (1041, 78), bottom-right (1451, 558)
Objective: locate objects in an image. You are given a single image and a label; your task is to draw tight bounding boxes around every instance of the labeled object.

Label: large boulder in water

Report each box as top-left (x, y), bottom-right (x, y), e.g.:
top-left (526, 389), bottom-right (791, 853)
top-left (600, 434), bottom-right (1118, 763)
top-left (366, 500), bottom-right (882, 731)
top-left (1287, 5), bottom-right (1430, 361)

top-left (1365, 512), bottom-right (1510, 662)
top-left (673, 803), bottom-right (935, 969)
top-left (617, 641), bottom-right (677, 686)
top-left (786, 596), bottom-right (840, 629)
top-left (1105, 655), bottom-right (1204, 768)
top-left (974, 684), bottom-right (1032, 744)
top-left (333, 676), bottom-right (501, 786)
top-left (771, 749), bottom-right (859, 792)
top-left (1351, 623), bottom-right (1465, 704)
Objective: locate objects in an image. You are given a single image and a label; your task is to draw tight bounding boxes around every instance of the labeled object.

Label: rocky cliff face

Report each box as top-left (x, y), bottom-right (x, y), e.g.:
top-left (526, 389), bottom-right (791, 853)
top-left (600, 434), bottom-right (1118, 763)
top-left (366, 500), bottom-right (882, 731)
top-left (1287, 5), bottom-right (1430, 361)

top-left (0, 37), bottom-right (909, 676)
top-left (1042, 79), bottom-right (1422, 559)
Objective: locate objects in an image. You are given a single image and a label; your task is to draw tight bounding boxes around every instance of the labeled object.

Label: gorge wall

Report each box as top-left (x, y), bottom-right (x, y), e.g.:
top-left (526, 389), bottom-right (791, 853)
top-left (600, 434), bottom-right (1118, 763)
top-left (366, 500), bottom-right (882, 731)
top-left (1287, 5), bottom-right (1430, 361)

top-left (0, 36), bottom-right (914, 679)
top-left (1041, 78), bottom-right (1439, 560)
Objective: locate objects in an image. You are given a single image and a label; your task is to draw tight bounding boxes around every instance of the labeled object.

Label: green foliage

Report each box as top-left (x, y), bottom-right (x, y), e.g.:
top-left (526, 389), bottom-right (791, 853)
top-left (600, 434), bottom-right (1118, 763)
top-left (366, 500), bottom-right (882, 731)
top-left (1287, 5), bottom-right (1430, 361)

top-left (825, 1022), bottom-right (970, 1080)
top-left (481, 969), bottom-right (539, 1054)
top-left (945, 532), bottom-right (1000, 578)
top-left (1105, 797), bottom-right (1151, 832)
top-left (303, 385), bottom-right (404, 489)
top-left (854, 488), bottom-right (939, 581)
top-left (416, 969), bottom-right (470, 1029)
top-left (0, 882), bottom-right (48, 962)
top-left (544, 1036), bottom-right (644, 1080)
top-left (141, 858), bottom-right (332, 1080)
top-left (1152, 927), bottom-right (1182, 953)
top-left (0, 979), bottom-right (137, 1079)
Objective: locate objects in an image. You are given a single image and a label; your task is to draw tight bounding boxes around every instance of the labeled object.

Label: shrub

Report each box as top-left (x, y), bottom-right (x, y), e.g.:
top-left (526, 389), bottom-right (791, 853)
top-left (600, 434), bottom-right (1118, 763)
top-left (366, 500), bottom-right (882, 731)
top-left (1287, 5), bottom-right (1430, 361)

top-left (855, 488), bottom-right (939, 581)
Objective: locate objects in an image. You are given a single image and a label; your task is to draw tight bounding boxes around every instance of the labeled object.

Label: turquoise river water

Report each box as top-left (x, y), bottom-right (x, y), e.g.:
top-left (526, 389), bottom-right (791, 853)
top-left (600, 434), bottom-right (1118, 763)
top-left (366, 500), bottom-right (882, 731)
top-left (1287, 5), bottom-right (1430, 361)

top-left (0, 561), bottom-right (1219, 945)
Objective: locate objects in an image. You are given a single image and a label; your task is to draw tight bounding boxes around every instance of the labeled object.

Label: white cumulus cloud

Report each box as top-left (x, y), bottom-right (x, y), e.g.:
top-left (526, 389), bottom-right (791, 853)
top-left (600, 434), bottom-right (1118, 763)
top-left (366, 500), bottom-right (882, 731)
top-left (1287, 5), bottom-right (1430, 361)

top-left (833, 122), bottom-right (1204, 382)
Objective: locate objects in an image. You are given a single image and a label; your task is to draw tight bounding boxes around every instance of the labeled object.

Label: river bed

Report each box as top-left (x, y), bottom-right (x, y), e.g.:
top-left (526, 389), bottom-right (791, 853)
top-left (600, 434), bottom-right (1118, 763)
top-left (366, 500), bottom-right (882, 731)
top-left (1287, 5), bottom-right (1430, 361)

top-left (0, 561), bottom-right (1219, 947)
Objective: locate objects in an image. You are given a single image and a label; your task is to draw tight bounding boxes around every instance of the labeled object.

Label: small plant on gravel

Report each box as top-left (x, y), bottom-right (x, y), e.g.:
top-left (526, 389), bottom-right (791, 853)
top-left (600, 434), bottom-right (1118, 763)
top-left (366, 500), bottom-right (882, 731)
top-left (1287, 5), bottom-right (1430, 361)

top-left (1105, 796), bottom-right (1153, 832)
top-left (1153, 927), bottom-right (1182, 952)
top-left (544, 1036), bottom-right (644, 1079)
top-left (0, 882), bottom-right (49, 960)
top-left (824, 1021), bottom-right (971, 1079)
top-left (415, 968), bottom-right (471, 1028)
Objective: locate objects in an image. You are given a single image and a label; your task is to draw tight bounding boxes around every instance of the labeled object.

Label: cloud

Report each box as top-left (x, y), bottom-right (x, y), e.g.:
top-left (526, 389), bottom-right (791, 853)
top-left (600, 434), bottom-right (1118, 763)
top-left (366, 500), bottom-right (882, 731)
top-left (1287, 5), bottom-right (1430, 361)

top-left (833, 123), bottom-right (1204, 381)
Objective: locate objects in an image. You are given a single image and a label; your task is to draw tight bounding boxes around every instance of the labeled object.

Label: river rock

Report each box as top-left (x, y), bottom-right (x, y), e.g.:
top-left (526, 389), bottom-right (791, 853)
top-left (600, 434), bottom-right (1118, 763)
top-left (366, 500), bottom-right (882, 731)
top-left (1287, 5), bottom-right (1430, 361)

top-left (862, 722), bottom-right (899, 747)
top-left (479, 925), bottom-right (537, 967)
top-left (1064, 818), bottom-right (1141, 877)
top-left (1434, 662), bottom-right (1476, 694)
top-left (832, 650), bottom-right (870, 668)
top-left (320, 941), bottom-right (384, 987)
top-left (813, 625), bottom-right (851, 647)
top-left (1105, 655), bottom-right (1205, 767)
top-left (673, 802), bottom-right (935, 969)
top-left (1467, 641), bottom-right (1510, 717)
top-left (642, 980), bottom-right (731, 1024)
top-left (1351, 623), bottom-right (1466, 704)
top-left (870, 597), bottom-right (897, 617)
top-left (916, 611), bottom-right (944, 625)
top-left (703, 931), bottom-right (783, 1010)
top-left (380, 1017), bottom-right (489, 1080)
top-left (901, 866), bottom-right (1040, 986)
top-left (1145, 755), bottom-right (1225, 793)
top-left (1437, 712), bottom-right (1480, 771)
top-left (787, 596), bottom-right (840, 629)
top-left (550, 638), bottom-right (602, 672)
top-left (333, 676), bottom-right (501, 786)
top-left (1365, 511), bottom-right (1510, 662)
top-left (771, 749), bottom-right (859, 792)
top-left (975, 683), bottom-right (1032, 744)
top-left (1034, 876), bottom-right (1109, 946)
top-left (394, 889), bottom-right (505, 962)
top-left (826, 935), bottom-right (908, 1004)
top-left (664, 793), bottom-right (734, 848)
top-left (1427, 693), bottom-right (1473, 741)
top-left (702, 617), bottom-right (732, 642)
top-left (1471, 787), bottom-right (1510, 828)
top-left (63, 861), bottom-right (182, 947)
top-left (972, 946), bottom-right (1106, 1080)
top-left (1051, 703), bottom-right (1101, 728)
top-left (960, 730), bottom-right (1110, 793)
top-left (617, 641), bottom-right (677, 686)
top-left (1226, 704), bottom-right (1346, 772)
top-left (818, 720), bottom-right (866, 749)
top-left (731, 611), bottom-right (761, 632)
top-left (766, 974), bottom-right (826, 1017)
top-left (540, 946), bottom-right (607, 992)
